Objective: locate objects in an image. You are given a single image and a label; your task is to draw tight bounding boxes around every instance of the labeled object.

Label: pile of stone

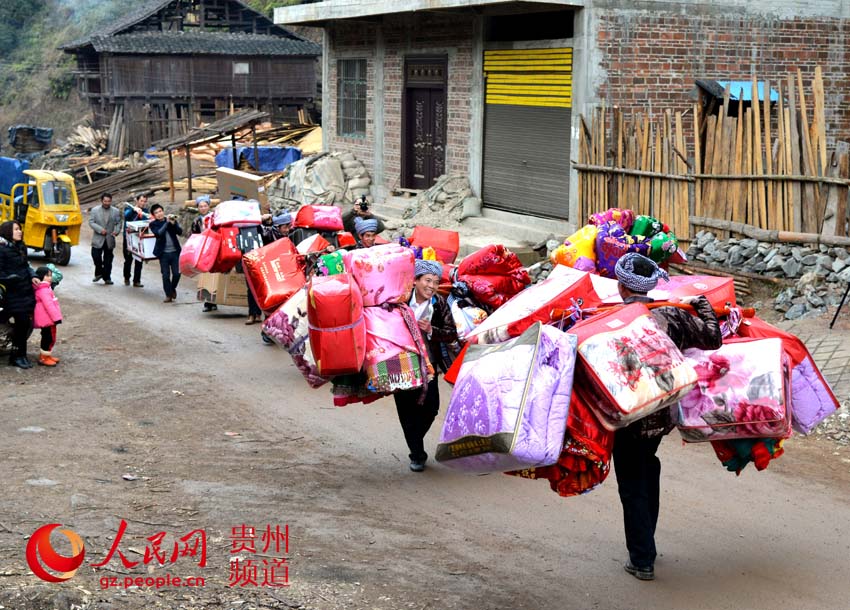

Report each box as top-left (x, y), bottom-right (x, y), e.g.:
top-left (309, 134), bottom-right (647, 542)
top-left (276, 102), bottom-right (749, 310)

top-left (773, 271), bottom-right (848, 320)
top-left (268, 151), bottom-right (372, 210)
top-left (813, 400), bottom-right (850, 446)
top-left (688, 230), bottom-right (850, 282)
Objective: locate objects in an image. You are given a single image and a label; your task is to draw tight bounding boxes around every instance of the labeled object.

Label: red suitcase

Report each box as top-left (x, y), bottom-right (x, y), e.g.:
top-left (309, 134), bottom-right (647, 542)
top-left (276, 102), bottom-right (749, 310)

top-left (210, 227), bottom-right (242, 273)
top-left (410, 226), bottom-right (460, 264)
top-left (243, 237), bottom-right (306, 312)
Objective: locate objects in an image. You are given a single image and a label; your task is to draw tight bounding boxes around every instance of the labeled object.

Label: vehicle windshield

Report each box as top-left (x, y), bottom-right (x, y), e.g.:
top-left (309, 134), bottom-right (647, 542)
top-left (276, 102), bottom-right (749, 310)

top-left (40, 181), bottom-right (74, 207)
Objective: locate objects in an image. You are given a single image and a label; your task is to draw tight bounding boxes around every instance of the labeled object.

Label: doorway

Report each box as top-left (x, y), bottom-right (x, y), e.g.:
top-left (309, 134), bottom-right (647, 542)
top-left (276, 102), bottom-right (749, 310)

top-left (402, 56), bottom-right (448, 190)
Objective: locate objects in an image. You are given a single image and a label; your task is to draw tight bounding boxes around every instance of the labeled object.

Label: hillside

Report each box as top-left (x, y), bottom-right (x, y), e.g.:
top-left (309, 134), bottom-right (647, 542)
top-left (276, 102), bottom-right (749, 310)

top-left (0, 0), bottom-right (311, 149)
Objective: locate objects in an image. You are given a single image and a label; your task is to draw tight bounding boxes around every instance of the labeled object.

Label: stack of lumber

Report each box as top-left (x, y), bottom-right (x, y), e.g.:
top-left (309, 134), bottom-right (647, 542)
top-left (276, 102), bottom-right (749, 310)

top-left (66, 125), bottom-right (108, 155)
top-left (174, 124), bottom-right (321, 164)
top-left (76, 162), bottom-right (165, 206)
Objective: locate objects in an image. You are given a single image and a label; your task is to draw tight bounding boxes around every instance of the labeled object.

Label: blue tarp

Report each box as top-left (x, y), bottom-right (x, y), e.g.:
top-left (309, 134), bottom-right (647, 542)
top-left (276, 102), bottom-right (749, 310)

top-left (0, 157), bottom-right (29, 196)
top-left (712, 81), bottom-right (779, 102)
top-left (8, 125), bottom-right (54, 148)
top-left (215, 146), bottom-right (302, 172)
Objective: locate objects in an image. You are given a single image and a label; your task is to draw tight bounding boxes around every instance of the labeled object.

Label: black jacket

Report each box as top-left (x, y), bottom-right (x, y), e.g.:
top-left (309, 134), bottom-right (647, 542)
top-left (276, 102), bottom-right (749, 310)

top-left (150, 219), bottom-right (183, 258)
top-left (423, 293), bottom-right (458, 374)
top-left (0, 237), bottom-right (36, 316)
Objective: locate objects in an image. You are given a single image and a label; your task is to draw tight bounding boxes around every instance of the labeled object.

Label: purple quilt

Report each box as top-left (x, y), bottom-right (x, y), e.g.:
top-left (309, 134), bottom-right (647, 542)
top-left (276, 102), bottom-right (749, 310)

top-left (791, 356), bottom-right (839, 434)
top-left (435, 323), bottom-right (577, 473)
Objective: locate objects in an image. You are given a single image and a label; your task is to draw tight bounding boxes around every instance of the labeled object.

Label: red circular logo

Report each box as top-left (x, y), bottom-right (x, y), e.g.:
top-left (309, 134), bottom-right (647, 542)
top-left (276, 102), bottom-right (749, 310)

top-left (26, 524), bottom-right (86, 583)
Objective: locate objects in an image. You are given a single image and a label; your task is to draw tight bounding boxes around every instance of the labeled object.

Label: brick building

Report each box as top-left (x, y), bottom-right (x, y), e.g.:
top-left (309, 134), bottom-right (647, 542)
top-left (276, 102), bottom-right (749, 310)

top-left (275, 0), bottom-right (850, 226)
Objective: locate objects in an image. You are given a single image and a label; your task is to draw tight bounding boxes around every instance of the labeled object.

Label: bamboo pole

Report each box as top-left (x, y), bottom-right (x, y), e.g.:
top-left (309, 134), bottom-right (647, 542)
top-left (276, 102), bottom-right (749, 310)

top-left (787, 75), bottom-right (802, 232)
top-left (763, 79), bottom-right (775, 229)
top-left (752, 75), bottom-right (766, 228)
top-left (693, 103), bottom-right (702, 218)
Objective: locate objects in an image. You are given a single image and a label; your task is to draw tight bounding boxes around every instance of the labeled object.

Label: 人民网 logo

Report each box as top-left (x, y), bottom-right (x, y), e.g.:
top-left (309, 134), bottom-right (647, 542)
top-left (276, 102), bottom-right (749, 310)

top-left (26, 524), bottom-right (86, 583)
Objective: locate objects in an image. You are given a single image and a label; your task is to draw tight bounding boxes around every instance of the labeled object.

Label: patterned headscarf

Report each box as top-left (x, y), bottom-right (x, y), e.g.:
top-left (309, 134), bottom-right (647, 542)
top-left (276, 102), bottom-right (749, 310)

top-left (414, 259), bottom-right (442, 278)
top-left (614, 252), bottom-right (669, 293)
top-left (354, 217), bottom-right (379, 236)
top-left (196, 195), bottom-right (211, 205)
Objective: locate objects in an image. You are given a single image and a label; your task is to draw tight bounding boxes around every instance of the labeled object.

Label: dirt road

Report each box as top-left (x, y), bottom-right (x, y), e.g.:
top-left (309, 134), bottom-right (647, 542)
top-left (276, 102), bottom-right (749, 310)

top-left (1, 243), bottom-right (849, 610)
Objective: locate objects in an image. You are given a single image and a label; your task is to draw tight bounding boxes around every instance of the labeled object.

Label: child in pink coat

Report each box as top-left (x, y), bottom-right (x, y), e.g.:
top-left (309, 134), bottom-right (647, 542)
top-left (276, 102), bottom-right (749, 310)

top-left (33, 267), bottom-right (63, 366)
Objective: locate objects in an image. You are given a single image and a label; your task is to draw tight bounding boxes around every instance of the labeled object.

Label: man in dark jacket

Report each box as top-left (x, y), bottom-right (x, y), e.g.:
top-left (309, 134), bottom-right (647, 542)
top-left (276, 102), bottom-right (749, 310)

top-left (612, 253), bottom-right (722, 581)
top-left (0, 221), bottom-right (38, 368)
top-left (149, 204), bottom-right (183, 303)
top-left (123, 193), bottom-right (150, 287)
top-left (342, 197), bottom-right (385, 238)
top-left (393, 258), bottom-right (458, 472)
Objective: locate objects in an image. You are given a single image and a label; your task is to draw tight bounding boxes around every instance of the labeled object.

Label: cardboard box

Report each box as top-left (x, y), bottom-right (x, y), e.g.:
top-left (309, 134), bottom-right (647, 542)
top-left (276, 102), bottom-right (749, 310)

top-left (216, 167), bottom-right (269, 212)
top-left (196, 270), bottom-right (249, 307)
top-left (125, 221), bottom-right (157, 261)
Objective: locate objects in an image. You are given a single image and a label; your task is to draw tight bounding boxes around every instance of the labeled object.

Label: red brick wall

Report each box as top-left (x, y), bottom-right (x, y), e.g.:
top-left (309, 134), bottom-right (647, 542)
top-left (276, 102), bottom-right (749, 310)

top-left (596, 12), bottom-right (850, 148)
top-left (325, 22), bottom-right (378, 172)
top-left (327, 14), bottom-right (475, 193)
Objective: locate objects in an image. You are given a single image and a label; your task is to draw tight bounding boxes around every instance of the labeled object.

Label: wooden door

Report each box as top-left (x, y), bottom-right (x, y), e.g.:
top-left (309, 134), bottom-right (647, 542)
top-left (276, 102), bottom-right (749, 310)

top-left (402, 56), bottom-right (448, 190)
top-left (405, 88), bottom-right (447, 189)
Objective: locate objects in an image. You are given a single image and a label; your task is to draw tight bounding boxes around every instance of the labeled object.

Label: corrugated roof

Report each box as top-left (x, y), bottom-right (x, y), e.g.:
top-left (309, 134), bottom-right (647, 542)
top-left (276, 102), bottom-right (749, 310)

top-left (87, 31), bottom-right (319, 56)
top-left (61, 0), bottom-right (303, 51)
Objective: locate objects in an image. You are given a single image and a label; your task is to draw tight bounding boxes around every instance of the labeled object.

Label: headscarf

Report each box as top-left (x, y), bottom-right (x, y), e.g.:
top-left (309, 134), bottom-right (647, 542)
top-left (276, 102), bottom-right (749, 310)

top-left (415, 259), bottom-right (442, 279)
top-left (354, 217), bottom-right (378, 236)
top-left (196, 194), bottom-right (211, 205)
top-left (273, 211), bottom-right (292, 226)
top-left (614, 252), bottom-right (668, 293)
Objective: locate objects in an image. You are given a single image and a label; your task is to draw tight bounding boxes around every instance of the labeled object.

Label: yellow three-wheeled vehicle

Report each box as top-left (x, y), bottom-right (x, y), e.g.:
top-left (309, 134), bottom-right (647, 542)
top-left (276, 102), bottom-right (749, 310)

top-left (0, 169), bottom-right (82, 265)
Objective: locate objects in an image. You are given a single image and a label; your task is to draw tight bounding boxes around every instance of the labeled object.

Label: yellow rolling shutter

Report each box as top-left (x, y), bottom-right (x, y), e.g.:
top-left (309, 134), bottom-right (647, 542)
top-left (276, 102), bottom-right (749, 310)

top-left (484, 48), bottom-right (572, 108)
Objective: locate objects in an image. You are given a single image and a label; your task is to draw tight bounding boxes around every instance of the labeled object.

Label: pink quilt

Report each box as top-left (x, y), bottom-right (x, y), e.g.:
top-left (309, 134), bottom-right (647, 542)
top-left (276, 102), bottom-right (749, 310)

top-left (677, 338), bottom-right (791, 442)
top-left (343, 243), bottom-right (415, 306)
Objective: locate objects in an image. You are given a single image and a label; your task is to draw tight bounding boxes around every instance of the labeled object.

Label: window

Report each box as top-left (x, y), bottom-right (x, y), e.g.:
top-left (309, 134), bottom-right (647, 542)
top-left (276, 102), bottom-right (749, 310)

top-left (233, 62), bottom-right (250, 75)
top-left (40, 181), bottom-right (73, 207)
top-left (337, 59), bottom-right (367, 137)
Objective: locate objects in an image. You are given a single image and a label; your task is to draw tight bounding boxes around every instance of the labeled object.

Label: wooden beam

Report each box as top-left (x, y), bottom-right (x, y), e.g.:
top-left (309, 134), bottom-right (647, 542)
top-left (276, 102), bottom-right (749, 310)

top-left (690, 215), bottom-right (850, 247)
top-left (168, 149), bottom-right (175, 203)
top-left (186, 144), bottom-right (193, 201)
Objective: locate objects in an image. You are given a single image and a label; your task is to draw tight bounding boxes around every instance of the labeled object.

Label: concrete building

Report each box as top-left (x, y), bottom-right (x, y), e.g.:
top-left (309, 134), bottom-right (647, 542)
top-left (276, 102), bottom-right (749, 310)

top-left (275, 0), bottom-right (850, 231)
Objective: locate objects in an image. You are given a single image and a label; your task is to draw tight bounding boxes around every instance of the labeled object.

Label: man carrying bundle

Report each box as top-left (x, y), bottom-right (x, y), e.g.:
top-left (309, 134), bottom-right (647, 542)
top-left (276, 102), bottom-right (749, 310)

top-left (394, 259), bottom-right (458, 472)
top-left (612, 253), bottom-right (722, 581)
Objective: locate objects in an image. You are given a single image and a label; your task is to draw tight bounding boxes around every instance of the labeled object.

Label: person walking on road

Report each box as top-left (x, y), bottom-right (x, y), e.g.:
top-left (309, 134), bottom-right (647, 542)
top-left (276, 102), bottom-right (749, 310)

top-left (123, 193), bottom-right (150, 287)
top-left (192, 196), bottom-right (217, 312)
top-left (611, 253), bottom-right (722, 582)
top-left (393, 259), bottom-right (458, 473)
top-left (149, 204), bottom-right (183, 303)
top-left (89, 192), bottom-right (122, 285)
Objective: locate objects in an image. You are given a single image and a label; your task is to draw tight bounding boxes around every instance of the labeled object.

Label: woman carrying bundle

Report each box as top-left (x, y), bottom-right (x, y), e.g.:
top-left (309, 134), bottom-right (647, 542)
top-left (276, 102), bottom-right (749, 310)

top-left (394, 259), bottom-right (458, 472)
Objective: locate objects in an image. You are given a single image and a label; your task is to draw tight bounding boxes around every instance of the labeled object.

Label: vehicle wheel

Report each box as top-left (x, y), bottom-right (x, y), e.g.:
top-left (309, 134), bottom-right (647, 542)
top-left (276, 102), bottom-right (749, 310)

top-left (51, 241), bottom-right (72, 266)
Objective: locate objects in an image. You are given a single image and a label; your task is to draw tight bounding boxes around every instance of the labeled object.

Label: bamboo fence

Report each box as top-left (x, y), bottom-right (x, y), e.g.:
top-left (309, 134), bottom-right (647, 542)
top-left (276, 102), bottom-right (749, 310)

top-left (576, 67), bottom-right (850, 242)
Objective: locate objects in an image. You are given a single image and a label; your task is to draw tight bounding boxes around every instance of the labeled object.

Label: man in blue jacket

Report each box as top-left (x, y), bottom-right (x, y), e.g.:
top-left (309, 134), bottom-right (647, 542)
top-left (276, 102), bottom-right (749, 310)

top-left (149, 204), bottom-right (183, 303)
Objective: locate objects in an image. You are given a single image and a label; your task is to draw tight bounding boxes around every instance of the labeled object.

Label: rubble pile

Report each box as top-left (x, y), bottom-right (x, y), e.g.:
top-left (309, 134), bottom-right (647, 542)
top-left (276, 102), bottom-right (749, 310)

top-left (269, 151), bottom-right (372, 210)
top-left (401, 174), bottom-right (482, 229)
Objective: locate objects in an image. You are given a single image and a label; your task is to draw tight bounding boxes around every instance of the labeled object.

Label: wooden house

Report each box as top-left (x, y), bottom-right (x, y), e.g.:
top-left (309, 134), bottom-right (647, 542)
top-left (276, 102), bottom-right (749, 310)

top-left (61, 0), bottom-right (321, 152)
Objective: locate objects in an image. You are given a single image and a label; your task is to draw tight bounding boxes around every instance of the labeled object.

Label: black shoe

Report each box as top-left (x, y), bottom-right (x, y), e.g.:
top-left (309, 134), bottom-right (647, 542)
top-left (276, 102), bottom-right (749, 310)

top-left (261, 332), bottom-right (274, 345)
top-left (9, 356), bottom-right (32, 369)
top-left (170, 291), bottom-right (177, 299)
top-left (409, 460), bottom-right (426, 473)
top-left (92, 275), bottom-right (102, 283)
top-left (203, 303), bottom-right (216, 312)
top-left (124, 278), bottom-right (130, 286)
top-left (104, 279), bottom-right (114, 285)
top-left (133, 282), bottom-right (144, 288)
top-left (624, 562), bottom-right (655, 581)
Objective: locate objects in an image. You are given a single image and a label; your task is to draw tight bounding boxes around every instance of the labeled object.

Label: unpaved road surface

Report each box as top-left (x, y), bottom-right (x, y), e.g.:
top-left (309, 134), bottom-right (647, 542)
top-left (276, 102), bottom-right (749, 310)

top-left (1, 242), bottom-right (849, 610)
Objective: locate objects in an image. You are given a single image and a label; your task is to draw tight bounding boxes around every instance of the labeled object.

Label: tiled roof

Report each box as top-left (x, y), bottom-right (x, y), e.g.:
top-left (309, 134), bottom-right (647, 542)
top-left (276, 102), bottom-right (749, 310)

top-left (61, 0), bottom-right (302, 51)
top-left (87, 31), bottom-right (320, 56)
